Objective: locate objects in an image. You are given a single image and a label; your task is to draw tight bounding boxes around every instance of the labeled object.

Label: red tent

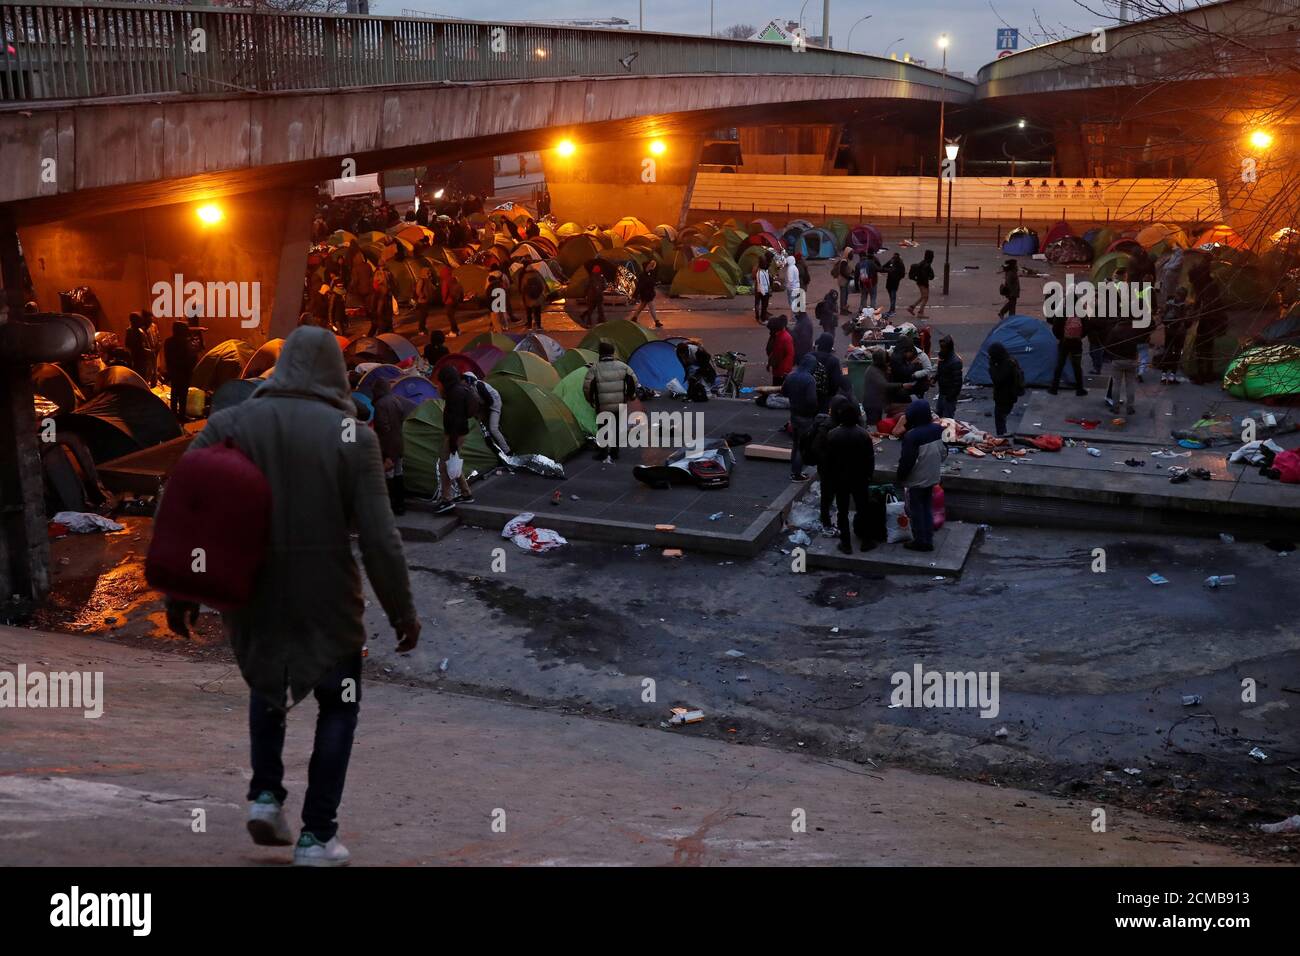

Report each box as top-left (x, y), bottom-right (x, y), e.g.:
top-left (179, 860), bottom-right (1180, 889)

top-left (1044, 221), bottom-right (1073, 247)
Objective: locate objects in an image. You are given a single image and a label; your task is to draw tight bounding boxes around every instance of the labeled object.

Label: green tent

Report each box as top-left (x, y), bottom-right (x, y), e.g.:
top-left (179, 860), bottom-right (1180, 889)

top-left (402, 399), bottom-right (499, 497)
top-left (1090, 250), bottom-right (1130, 283)
top-left (579, 319), bottom-right (658, 361)
top-left (554, 347), bottom-right (598, 378)
top-left (493, 350), bottom-right (560, 390)
top-left (824, 219), bottom-right (850, 248)
top-left (557, 234), bottom-right (604, 276)
top-left (1089, 227), bottom-right (1116, 257)
top-left (554, 367), bottom-right (598, 436)
top-left (1181, 328), bottom-right (1240, 382)
top-left (193, 338), bottom-right (256, 392)
top-left (1222, 344), bottom-right (1300, 399)
top-left (670, 259), bottom-right (735, 297)
top-left (488, 376), bottom-right (586, 460)
top-left (463, 331), bottom-right (517, 353)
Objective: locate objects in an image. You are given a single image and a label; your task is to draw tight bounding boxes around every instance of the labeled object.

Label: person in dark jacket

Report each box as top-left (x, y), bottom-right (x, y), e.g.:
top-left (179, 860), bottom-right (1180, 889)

top-left (628, 264), bottom-right (662, 328)
top-left (883, 253), bottom-right (906, 317)
top-left (987, 341), bottom-right (1020, 437)
top-left (124, 311), bottom-right (155, 384)
top-left (782, 353), bottom-right (820, 481)
top-left (896, 399), bottom-right (947, 552)
top-left (422, 329), bottom-right (449, 367)
top-left (889, 342), bottom-right (928, 401)
top-left (580, 266), bottom-right (607, 327)
top-left (1048, 313), bottom-right (1089, 397)
top-left (814, 291), bottom-right (839, 338)
top-left (791, 309), bottom-right (816, 364)
top-left (1191, 276), bottom-right (1227, 384)
top-left (521, 267), bottom-right (547, 329)
top-left (163, 319), bottom-right (196, 423)
top-left (822, 400), bottom-right (877, 554)
top-left (370, 377), bottom-right (415, 515)
top-left (1104, 317), bottom-right (1140, 415)
top-left (862, 350), bottom-right (890, 428)
top-left (812, 332), bottom-right (851, 412)
top-left (1158, 287), bottom-right (1190, 384)
top-left (433, 363), bottom-right (474, 511)
top-left (766, 314), bottom-right (795, 385)
top-left (998, 259), bottom-right (1020, 319)
top-left (906, 250), bottom-right (935, 318)
top-left (934, 335), bottom-right (963, 418)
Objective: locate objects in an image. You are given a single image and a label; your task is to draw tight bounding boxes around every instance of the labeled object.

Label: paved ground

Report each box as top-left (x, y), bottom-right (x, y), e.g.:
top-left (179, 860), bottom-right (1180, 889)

top-left (0, 626), bottom-right (1259, 866)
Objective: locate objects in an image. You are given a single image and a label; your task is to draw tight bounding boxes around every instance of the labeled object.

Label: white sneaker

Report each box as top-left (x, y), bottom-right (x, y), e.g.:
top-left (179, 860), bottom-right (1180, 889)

top-left (293, 832), bottom-right (351, 867)
top-left (246, 791), bottom-right (294, 846)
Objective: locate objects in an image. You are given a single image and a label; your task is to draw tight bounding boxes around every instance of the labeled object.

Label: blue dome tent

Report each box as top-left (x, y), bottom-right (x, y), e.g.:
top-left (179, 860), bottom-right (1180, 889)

top-left (1001, 227), bottom-right (1040, 257)
top-left (967, 314), bottom-right (1075, 388)
top-left (627, 339), bottom-right (687, 390)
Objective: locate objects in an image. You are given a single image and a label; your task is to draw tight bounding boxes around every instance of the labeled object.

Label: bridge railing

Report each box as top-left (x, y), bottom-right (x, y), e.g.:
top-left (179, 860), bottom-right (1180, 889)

top-left (0, 2), bottom-right (971, 103)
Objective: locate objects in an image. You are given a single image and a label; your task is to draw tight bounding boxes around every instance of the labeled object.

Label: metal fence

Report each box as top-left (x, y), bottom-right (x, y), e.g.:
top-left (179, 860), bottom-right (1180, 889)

top-left (0, 2), bottom-right (972, 103)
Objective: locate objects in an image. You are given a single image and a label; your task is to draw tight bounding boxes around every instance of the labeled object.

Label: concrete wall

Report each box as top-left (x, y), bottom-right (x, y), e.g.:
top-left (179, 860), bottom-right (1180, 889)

top-left (19, 186), bottom-right (313, 343)
top-left (541, 135), bottom-right (704, 229)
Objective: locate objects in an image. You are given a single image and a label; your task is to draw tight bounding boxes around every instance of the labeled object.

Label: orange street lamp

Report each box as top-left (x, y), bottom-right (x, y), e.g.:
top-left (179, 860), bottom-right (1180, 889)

top-left (1249, 129), bottom-right (1274, 150)
top-left (196, 203), bottom-right (223, 226)
top-left (556, 139), bottom-right (576, 157)
top-left (648, 139), bottom-right (666, 156)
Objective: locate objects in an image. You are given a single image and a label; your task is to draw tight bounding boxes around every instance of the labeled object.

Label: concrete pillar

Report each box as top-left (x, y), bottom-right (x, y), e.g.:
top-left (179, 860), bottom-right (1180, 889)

top-left (268, 186), bottom-right (318, 339)
top-left (540, 134), bottom-right (704, 230)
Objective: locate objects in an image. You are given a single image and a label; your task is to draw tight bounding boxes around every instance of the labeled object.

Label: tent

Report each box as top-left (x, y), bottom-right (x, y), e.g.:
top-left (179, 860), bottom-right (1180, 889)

top-left (1257, 311), bottom-right (1300, 345)
top-left (515, 332), bottom-right (565, 363)
top-left (554, 347), bottom-right (598, 378)
top-left (1087, 227), bottom-right (1116, 257)
top-left (433, 352), bottom-right (486, 380)
top-left (211, 377), bottom-right (261, 415)
top-left (94, 365), bottom-right (150, 393)
top-left (609, 216), bottom-right (653, 242)
top-left (1194, 224), bottom-right (1249, 250)
top-left (1223, 345), bottom-right (1300, 400)
top-left (492, 350), bottom-right (561, 390)
top-left (848, 224), bottom-right (883, 254)
top-left (558, 234), bottom-right (604, 276)
top-left (797, 227), bottom-right (838, 260)
top-left (242, 338), bottom-right (283, 379)
top-left (1043, 221), bottom-right (1073, 247)
top-left (488, 376), bottom-right (586, 460)
top-left (392, 375), bottom-right (439, 406)
top-left (54, 384), bottom-right (183, 463)
top-left (967, 315), bottom-right (1075, 388)
top-left (453, 263), bottom-right (490, 299)
top-left (1002, 227), bottom-right (1039, 256)
top-left (1106, 237), bottom-right (1144, 257)
top-left (463, 331), bottom-right (517, 353)
top-left (823, 219), bottom-right (850, 249)
top-left (747, 218), bottom-right (777, 236)
top-left (344, 333), bottom-right (419, 367)
top-left (627, 339), bottom-right (686, 390)
top-left (1044, 236), bottom-right (1093, 264)
top-left (402, 399), bottom-right (500, 497)
top-left (580, 320), bottom-right (658, 360)
top-left (740, 231), bottom-right (784, 253)
top-left (1091, 250), bottom-right (1131, 282)
top-left (1136, 222), bottom-right (1189, 252)
top-left (32, 363), bottom-right (84, 415)
top-left (670, 258), bottom-right (735, 297)
top-left (192, 338), bottom-right (256, 392)
top-left (462, 344), bottom-right (508, 374)
top-left (356, 364), bottom-right (407, 397)
top-left (553, 367), bottom-right (598, 437)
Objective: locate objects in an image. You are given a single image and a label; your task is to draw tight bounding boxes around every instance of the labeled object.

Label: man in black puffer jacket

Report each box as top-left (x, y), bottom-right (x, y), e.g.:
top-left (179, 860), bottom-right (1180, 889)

top-left (822, 400), bottom-right (876, 554)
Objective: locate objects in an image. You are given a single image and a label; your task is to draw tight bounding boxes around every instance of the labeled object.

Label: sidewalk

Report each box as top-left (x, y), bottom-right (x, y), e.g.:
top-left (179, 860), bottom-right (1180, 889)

top-left (0, 625), bottom-right (1257, 866)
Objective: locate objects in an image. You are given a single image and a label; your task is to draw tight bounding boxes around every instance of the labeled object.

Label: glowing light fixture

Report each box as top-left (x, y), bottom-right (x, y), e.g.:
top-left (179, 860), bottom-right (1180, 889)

top-left (1249, 129), bottom-right (1274, 150)
top-left (937, 34), bottom-right (949, 49)
top-left (556, 139), bottom-right (576, 157)
top-left (648, 139), bottom-right (666, 156)
top-left (945, 142), bottom-right (960, 162)
top-left (196, 203), bottom-right (223, 225)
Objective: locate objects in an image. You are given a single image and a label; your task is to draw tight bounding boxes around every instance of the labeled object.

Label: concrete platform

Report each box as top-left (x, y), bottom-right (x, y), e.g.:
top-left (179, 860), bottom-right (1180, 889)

top-left (453, 399), bottom-right (809, 557)
top-left (800, 520), bottom-right (981, 576)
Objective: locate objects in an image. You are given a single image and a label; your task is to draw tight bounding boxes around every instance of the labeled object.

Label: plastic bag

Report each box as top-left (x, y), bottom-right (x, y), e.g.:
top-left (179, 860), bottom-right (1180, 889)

top-left (499, 452), bottom-right (565, 479)
top-left (885, 495), bottom-right (912, 544)
top-left (932, 484), bottom-right (946, 530)
top-left (446, 452), bottom-right (464, 480)
top-left (51, 511), bottom-right (124, 534)
top-left (501, 512), bottom-right (568, 553)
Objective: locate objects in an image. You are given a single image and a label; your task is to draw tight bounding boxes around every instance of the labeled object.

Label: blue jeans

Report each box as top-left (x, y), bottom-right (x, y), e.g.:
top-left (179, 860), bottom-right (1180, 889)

top-left (248, 652), bottom-right (361, 842)
top-left (907, 485), bottom-right (935, 547)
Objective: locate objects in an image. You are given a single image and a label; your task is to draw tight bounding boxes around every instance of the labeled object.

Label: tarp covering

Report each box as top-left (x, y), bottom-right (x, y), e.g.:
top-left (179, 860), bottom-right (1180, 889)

top-left (968, 315), bottom-right (1074, 387)
top-left (488, 375), bottom-right (586, 460)
top-left (1223, 344), bottom-right (1300, 400)
top-left (553, 347), bottom-right (598, 378)
top-left (579, 319), bottom-right (659, 361)
top-left (242, 338), bottom-right (283, 379)
top-left (553, 367), bottom-right (598, 437)
top-left (515, 332), bottom-right (565, 364)
top-left (193, 338), bottom-right (255, 392)
top-left (402, 399), bottom-right (499, 497)
top-left (492, 350), bottom-right (561, 390)
top-left (54, 383), bottom-right (183, 463)
top-left (628, 339), bottom-right (686, 390)
top-left (32, 362), bottom-right (84, 415)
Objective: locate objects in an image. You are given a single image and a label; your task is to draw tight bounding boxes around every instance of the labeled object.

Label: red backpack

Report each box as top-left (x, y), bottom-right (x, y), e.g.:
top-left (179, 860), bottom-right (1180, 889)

top-left (145, 438), bottom-right (272, 611)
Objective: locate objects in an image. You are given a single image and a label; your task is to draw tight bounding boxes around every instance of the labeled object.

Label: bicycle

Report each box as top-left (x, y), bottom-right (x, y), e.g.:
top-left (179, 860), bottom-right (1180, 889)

top-left (714, 350), bottom-right (748, 398)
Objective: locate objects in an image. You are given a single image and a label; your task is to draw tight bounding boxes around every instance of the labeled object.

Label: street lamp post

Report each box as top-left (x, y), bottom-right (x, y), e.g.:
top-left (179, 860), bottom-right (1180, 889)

top-left (942, 141), bottom-right (959, 295)
top-left (935, 34), bottom-right (949, 222)
top-left (884, 37), bottom-right (904, 56)
top-left (847, 15), bottom-right (872, 52)
top-left (798, 0), bottom-right (813, 37)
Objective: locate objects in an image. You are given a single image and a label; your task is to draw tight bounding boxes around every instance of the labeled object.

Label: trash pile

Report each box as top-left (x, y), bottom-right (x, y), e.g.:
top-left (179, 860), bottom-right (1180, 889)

top-left (500, 512), bottom-right (567, 552)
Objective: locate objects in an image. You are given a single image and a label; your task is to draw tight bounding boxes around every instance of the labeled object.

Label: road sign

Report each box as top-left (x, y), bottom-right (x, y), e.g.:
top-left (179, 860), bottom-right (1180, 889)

top-left (996, 28), bottom-right (1019, 51)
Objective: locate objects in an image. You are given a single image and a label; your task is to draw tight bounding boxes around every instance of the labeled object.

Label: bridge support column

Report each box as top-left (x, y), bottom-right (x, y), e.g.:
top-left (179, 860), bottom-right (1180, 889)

top-left (19, 186), bottom-right (315, 345)
top-left (540, 134), bottom-right (704, 230)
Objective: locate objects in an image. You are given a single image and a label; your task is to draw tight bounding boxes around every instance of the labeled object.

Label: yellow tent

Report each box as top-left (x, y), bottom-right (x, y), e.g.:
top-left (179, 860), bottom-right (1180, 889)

top-left (609, 216), bottom-right (653, 242)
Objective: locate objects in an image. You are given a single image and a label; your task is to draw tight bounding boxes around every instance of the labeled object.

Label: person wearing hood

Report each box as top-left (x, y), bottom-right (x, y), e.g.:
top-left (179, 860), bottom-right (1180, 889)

top-left (833, 248), bottom-right (854, 315)
top-left (862, 349), bottom-right (890, 429)
top-left (791, 309), bottom-right (816, 364)
top-left (883, 252), bottom-right (905, 317)
top-left (812, 332), bottom-right (850, 412)
top-left (933, 335), bottom-right (963, 418)
top-left (896, 399), bottom-right (947, 552)
top-left (435, 363), bottom-right (476, 507)
top-left (906, 250), bottom-right (935, 318)
top-left (422, 329), bottom-right (449, 367)
top-left (752, 252), bottom-right (773, 324)
top-left (814, 291), bottom-right (839, 339)
top-left (370, 377), bottom-right (415, 515)
top-left (998, 259), bottom-right (1020, 319)
top-left (986, 340), bottom-right (1022, 437)
top-left (766, 314), bottom-right (794, 384)
top-left (464, 370), bottom-right (509, 455)
top-left (782, 353), bottom-right (821, 482)
top-left (857, 250), bottom-right (880, 312)
top-left (822, 400), bottom-right (876, 554)
top-left (781, 253), bottom-right (803, 318)
top-left (165, 327), bottom-right (419, 866)
top-left (163, 319), bottom-right (196, 423)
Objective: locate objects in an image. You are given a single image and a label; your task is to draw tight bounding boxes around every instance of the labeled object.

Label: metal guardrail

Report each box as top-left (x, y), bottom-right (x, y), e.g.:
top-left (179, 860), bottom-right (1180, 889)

top-left (0, 1), bottom-right (974, 103)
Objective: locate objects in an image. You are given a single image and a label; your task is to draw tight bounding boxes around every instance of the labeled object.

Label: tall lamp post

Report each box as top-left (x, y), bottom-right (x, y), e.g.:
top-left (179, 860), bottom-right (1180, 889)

top-left (942, 140), bottom-right (959, 295)
top-left (846, 15), bottom-right (872, 52)
top-left (935, 33), bottom-right (949, 222)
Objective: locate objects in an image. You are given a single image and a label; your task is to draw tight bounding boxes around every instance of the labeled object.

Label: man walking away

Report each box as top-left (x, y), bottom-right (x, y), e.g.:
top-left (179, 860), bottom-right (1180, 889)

top-left (584, 340), bottom-right (639, 462)
top-left (896, 399), bottom-right (947, 552)
top-left (782, 353), bottom-right (820, 482)
top-left (521, 266), bottom-right (547, 330)
top-left (862, 350), bottom-right (889, 429)
top-left (823, 400), bottom-right (876, 554)
top-left (883, 252), bottom-right (905, 317)
top-left (1048, 309), bottom-right (1089, 397)
top-left (998, 259), bottom-right (1020, 319)
top-left (414, 267), bottom-right (435, 336)
top-left (628, 263), bottom-right (663, 328)
top-left (125, 312), bottom-right (154, 383)
top-left (753, 253), bottom-right (772, 324)
top-left (1105, 316), bottom-right (1140, 416)
top-left (907, 250), bottom-right (935, 317)
top-left (791, 308), bottom-right (816, 365)
top-left (370, 377), bottom-right (414, 515)
top-left (580, 266), bottom-right (607, 327)
top-left (443, 270), bottom-right (463, 337)
top-left (987, 341), bottom-right (1022, 437)
top-left (163, 319), bottom-right (196, 423)
top-left (463, 371), bottom-right (510, 456)
top-left (858, 252), bottom-right (880, 312)
top-left (1191, 275), bottom-right (1227, 384)
top-left (433, 364), bottom-right (475, 511)
top-left (165, 327), bottom-right (420, 867)
top-left (834, 249), bottom-right (854, 315)
top-left (934, 335), bottom-right (963, 419)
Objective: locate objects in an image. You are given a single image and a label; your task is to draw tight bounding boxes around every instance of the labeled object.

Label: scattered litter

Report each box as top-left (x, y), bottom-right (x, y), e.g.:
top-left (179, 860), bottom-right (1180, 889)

top-left (1203, 575), bottom-right (1236, 589)
top-left (708, 512), bottom-right (724, 521)
top-left (933, 575), bottom-right (946, 581)
top-left (1258, 815), bottom-right (1300, 834)
top-left (50, 512), bottom-right (125, 534)
top-left (1248, 747), bottom-right (1269, 762)
top-left (830, 626), bottom-right (840, 633)
top-left (1219, 533), bottom-right (1235, 544)
top-left (1122, 458), bottom-right (1146, 467)
top-left (570, 494), bottom-right (580, 501)
top-left (1181, 694), bottom-right (1202, 707)
top-left (1123, 767), bottom-right (1143, 776)
top-left (655, 523), bottom-right (677, 532)
top-left (444, 598), bottom-right (465, 606)
top-left (662, 548), bottom-right (684, 558)
top-left (1151, 449), bottom-right (1191, 459)
top-left (668, 707), bottom-right (705, 725)
top-left (1001, 468), bottom-right (1012, 475)
top-left (550, 489), bottom-right (562, 505)
top-left (1147, 573), bottom-right (1169, 585)
top-left (1086, 447), bottom-right (1101, 457)
top-left (736, 675), bottom-right (751, 682)
top-left (438, 658), bottom-right (449, 673)
top-left (501, 513), bottom-right (567, 552)
top-left (788, 529), bottom-right (812, 546)
top-left (633, 543), bottom-right (649, 551)
top-left (994, 726), bottom-right (1008, 738)
top-left (724, 649), bottom-right (746, 658)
